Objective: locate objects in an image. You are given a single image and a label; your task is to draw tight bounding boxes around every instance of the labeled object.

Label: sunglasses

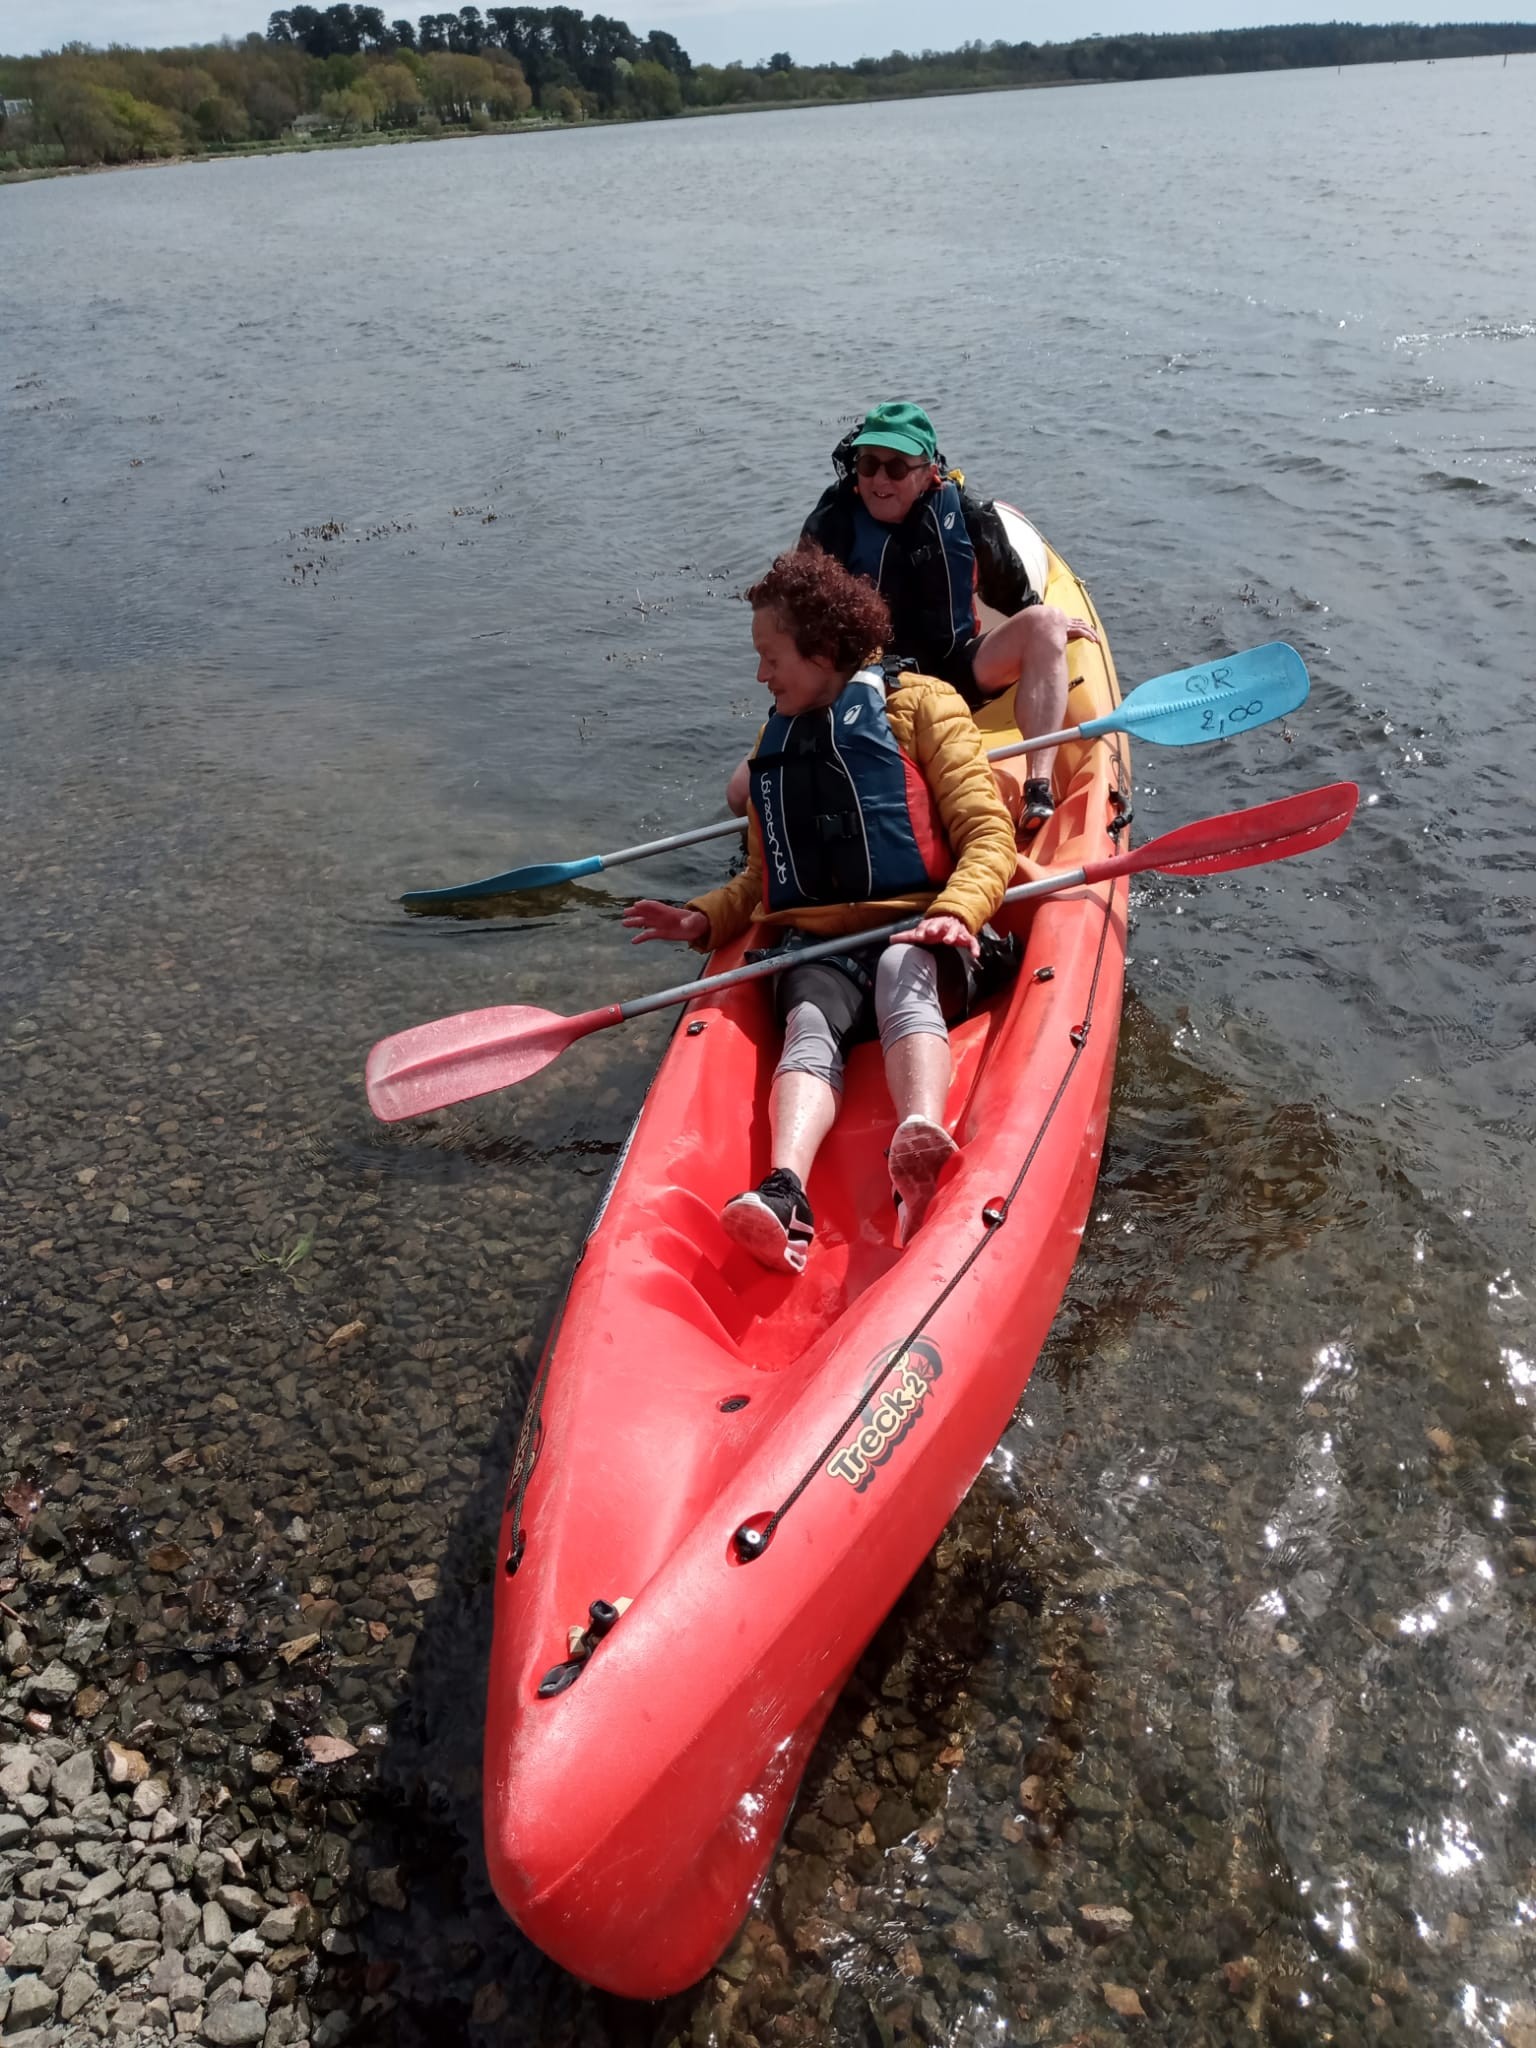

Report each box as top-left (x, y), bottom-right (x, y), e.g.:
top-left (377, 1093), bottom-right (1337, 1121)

top-left (855, 451), bottom-right (931, 482)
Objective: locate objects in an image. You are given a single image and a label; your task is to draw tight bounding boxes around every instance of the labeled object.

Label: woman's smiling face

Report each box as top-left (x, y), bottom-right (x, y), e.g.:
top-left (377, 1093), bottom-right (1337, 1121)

top-left (853, 445), bottom-right (938, 524)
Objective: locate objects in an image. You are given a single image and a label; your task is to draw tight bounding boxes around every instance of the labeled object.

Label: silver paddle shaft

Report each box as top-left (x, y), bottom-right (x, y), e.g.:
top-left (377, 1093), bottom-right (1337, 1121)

top-left (617, 870), bottom-right (1091, 1023)
top-left (597, 730), bottom-right (1066, 870)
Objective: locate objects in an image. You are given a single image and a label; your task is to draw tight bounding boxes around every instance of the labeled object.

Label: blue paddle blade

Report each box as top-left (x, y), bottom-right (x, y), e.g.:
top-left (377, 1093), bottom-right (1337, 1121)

top-left (1081, 641), bottom-right (1309, 748)
top-left (399, 853), bottom-right (604, 908)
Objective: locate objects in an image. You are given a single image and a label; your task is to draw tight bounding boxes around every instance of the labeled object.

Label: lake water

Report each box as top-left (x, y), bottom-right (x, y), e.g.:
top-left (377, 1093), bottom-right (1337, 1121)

top-left (4, 53), bottom-right (1536, 2048)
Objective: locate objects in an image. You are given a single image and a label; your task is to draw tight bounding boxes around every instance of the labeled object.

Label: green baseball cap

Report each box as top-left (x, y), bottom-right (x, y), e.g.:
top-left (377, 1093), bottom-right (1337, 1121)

top-left (851, 401), bottom-right (937, 462)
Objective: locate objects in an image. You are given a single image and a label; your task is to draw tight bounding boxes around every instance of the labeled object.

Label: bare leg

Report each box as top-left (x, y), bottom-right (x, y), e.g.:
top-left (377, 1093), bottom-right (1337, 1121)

top-left (769, 1068), bottom-right (839, 1185)
top-left (883, 1029), bottom-right (951, 1127)
top-left (877, 944), bottom-right (959, 1245)
top-left (971, 606), bottom-right (1072, 785)
top-left (884, 1029), bottom-right (959, 1247)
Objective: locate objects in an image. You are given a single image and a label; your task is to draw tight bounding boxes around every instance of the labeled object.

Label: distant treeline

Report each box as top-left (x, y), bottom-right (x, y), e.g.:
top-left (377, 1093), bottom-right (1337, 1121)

top-left (3, 13), bottom-right (1534, 171)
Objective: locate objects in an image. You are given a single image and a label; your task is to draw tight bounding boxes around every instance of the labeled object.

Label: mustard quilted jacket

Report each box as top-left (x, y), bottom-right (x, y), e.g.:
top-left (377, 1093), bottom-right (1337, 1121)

top-left (687, 674), bottom-right (1016, 950)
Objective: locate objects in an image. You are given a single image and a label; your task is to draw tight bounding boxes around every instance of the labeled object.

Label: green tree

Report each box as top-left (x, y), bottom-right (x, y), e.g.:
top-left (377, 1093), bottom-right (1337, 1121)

top-left (481, 47), bottom-right (532, 113)
top-left (365, 57), bottom-right (424, 123)
top-left (420, 48), bottom-right (497, 118)
top-left (36, 79), bottom-right (123, 162)
top-left (247, 79), bottom-right (299, 136)
top-left (623, 55), bottom-right (679, 117)
top-left (195, 92), bottom-right (251, 141)
top-left (321, 83), bottom-right (376, 128)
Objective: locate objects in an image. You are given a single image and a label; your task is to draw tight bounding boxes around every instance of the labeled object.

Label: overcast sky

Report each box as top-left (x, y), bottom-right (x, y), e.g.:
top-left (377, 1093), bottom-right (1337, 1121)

top-left (4, 0), bottom-right (1532, 64)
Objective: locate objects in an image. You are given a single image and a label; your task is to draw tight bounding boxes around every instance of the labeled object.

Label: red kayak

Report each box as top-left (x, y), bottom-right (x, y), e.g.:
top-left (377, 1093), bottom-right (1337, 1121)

top-left (484, 523), bottom-right (1130, 1997)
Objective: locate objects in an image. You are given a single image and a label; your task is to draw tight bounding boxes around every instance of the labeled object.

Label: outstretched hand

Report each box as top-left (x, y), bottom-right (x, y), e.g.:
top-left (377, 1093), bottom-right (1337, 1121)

top-left (890, 915), bottom-right (981, 960)
top-left (623, 899), bottom-right (709, 946)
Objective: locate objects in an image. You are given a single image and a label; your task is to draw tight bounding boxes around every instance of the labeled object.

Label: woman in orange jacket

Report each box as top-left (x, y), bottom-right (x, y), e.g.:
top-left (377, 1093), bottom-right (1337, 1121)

top-left (624, 547), bottom-right (1017, 1274)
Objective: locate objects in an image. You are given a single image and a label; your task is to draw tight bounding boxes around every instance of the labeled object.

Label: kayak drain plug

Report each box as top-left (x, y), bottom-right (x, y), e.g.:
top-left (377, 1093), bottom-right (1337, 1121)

top-left (536, 1659), bottom-right (584, 1698)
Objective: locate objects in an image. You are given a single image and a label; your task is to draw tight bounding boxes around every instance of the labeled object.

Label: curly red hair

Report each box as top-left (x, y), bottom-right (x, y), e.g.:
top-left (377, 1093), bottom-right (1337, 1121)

top-left (744, 547), bottom-right (890, 674)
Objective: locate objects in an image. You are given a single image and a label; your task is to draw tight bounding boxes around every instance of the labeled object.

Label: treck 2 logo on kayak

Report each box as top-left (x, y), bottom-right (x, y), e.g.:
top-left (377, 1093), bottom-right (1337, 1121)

top-left (826, 1339), bottom-right (943, 1492)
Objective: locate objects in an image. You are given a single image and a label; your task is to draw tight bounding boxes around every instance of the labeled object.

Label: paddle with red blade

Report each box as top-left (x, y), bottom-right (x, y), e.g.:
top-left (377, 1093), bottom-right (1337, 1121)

top-left (365, 782), bottom-right (1357, 1122)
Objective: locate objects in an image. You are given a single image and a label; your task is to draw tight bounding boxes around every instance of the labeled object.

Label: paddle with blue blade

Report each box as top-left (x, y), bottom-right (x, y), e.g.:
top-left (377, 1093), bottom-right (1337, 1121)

top-left (397, 641), bottom-right (1310, 907)
top-left (366, 779), bottom-right (1356, 1122)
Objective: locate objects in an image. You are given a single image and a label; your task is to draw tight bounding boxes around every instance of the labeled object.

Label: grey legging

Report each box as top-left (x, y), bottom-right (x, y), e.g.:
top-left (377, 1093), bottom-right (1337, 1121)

top-left (775, 942), bottom-right (947, 1095)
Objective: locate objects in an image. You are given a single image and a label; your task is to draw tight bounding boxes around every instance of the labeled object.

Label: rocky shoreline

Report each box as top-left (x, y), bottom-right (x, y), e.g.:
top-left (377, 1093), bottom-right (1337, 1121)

top-left (0, 1720), bottom-right (326, 2045)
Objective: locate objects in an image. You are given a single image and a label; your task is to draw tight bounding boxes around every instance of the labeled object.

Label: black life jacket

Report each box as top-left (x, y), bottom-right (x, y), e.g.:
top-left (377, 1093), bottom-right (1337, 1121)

top-left (749, 667), bottom-right (953, 913)
top-left (803, 480), bottom-right (978, 679)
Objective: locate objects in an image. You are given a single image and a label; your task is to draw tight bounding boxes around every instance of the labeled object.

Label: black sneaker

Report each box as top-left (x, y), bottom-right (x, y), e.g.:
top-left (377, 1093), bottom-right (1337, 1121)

top-left (723, 1168), bottom-right (815, 1273)
top-left (1020, 778), bottom-right (1055, 836)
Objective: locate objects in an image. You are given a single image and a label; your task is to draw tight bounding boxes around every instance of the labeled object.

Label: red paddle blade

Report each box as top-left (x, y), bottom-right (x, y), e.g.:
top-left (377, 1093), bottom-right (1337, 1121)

top-left (1090, 781), bottom-right (1359, 885)
top-left (365, 1003), bottom-right (620, 1122)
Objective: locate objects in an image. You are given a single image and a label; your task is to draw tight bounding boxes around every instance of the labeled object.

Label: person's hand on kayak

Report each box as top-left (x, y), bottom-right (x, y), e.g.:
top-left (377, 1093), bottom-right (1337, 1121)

top-left (891, 915), bottom-right (980, 959)
top-left (1065, 616), bottom-right (1100, 644)
top-left (624, 900), bottom-right (709, 946)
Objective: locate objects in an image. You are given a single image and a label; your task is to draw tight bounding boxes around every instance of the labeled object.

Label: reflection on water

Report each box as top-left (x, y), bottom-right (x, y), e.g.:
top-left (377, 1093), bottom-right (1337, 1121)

top-left (719, 1000), bottom-right (1536, 2046)
top-left (3, 49), bottom-right (1536, 2048)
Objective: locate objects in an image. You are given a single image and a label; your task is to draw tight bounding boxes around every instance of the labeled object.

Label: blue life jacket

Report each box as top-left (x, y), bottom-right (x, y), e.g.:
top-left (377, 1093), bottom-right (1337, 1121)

top-left (804, 479), bottom-right (978, 681)
top-left (749, 667), bottom-right (953, 912)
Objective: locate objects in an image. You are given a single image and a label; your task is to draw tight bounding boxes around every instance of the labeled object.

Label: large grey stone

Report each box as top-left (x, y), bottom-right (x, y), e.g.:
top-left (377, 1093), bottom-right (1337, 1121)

top-left (241, 1962), bottom-right (273, 2010)
top-left (150, 1952), bottom-right (187, 1997)
top-left (0, 1750), bottom-right (43, 1800)
top-left (8, 1925), bottom-right (49, 1970)
top-left (41, 1929), bottom-right (83, 1987)
top-left (132, 1780), bottom-right (169, 1821)
top-left (200, 2000), bottom-right (268, 2045)
top-left (101, 1936), bottom-right (162, 1981)
top-left (60, 1964), bottom-right (99, 2020)
top-left (5, 1973), bottom-right (60, 2027)
top-left (214, 1887), bottom-right (264, 1928)
top-left (23, 1662), bottom-right (79, 1707)
top-left (76, 1870), bottom-right (125, 1910)
top-left (52, 1750), bottom-right (96, 1808)
top-left (171, 1974), bottom-right (204, 2014)
top-left (161, 1893), bottom-right (201, 1949)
